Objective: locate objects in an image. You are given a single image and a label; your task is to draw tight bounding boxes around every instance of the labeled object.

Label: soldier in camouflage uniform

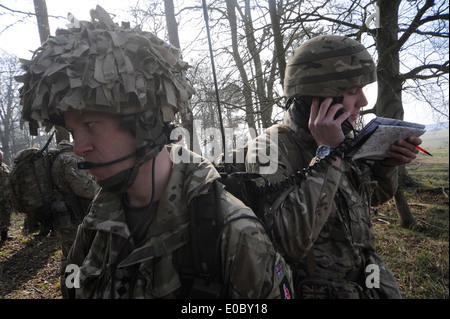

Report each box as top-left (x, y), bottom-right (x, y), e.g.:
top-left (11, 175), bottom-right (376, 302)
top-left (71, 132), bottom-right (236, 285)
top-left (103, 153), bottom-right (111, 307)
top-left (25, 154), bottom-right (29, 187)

top-left (10, 142), bottom-right (98, 297)
top-left (50, 140), bottom-right (99, 298)
top-left (49, 140), bottom-right (99, 258)
top-left (16, 6), bottom-right (293, 299)
top-left (0, 150), bottom-right (13, 243)
top-left (245, 35), bottom-right (422, 298)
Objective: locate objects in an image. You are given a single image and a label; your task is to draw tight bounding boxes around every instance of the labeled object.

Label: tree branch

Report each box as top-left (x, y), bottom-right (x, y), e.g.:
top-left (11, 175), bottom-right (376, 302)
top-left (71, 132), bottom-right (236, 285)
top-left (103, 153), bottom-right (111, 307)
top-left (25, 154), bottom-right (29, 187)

top-left (0, 3), bottom-right (63, 19)
top-left (396, 0), bottom-right (435, 50)
top-left (400, 61), bottom-right (449, 81)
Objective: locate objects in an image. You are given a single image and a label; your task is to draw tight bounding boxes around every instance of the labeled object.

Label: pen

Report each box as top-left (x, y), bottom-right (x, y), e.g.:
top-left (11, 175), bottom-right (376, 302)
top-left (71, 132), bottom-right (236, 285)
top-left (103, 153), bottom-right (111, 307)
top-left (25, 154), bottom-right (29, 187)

top-left (416, 145), bottom-right (432, 156)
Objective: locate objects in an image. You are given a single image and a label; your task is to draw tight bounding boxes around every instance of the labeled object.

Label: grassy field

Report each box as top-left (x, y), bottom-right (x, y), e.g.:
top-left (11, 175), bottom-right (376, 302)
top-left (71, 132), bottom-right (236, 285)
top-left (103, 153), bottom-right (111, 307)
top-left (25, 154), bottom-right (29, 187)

top-left (373, 127), bottom-right (449, 299)
top-left (0, 131), bottom-right (448, 299)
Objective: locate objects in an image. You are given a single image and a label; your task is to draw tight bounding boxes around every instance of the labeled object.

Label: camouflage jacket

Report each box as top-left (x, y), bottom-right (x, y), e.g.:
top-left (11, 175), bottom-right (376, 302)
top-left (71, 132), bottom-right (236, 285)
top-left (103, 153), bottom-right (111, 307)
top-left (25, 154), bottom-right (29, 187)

top-left (49, 141), bottom-right (99, 258)
top-left (0, 162), bottom-right (12, 207)
top-left (67, 144), bottom-right (293, 299)
top-left (245, 122), bottom-right (401, 298)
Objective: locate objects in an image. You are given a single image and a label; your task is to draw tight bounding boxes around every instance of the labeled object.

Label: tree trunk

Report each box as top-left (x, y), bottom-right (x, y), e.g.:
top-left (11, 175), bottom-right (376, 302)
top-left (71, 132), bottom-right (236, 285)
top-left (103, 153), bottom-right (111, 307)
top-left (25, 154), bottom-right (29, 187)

top-left (0, 56), bottom-right (18, 166)
top-left (33, 0), bottom-right (70, 143)
top-left (394, 166), bottom-right (419, 227)
top-left (33, 0), bottom-right (50, 44)
top-left (398, 165), bottom-right (420, 188)
top-left (268, 0), bottom-right (286, 90)
top-left (376, 0), bottom-right (416, 227)
top-left (225, 0), bottom-right (257, 136)
top-left (394, 186), bottom-right (416, 228)
top-left (242, 0), bottom-right (272, 129)
top-left (163, 0), bottom-right (180, 48)
top-left (163, 0), bottom-right (197, 151)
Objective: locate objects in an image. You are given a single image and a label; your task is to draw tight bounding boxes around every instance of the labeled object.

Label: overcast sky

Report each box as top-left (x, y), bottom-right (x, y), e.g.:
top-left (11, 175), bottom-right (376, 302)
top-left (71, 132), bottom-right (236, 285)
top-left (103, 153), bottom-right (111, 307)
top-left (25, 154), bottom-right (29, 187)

top-left (0, 0), bottom-right (131, 58)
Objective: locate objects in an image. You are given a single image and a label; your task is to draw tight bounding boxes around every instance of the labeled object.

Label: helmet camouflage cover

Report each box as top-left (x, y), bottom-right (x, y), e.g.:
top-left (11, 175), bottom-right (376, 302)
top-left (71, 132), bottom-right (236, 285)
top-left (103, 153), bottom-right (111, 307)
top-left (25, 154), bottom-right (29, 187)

top-left (283, 35), bottom-right (376, 98)
top-left (16, 5), bottom-right (194, 136)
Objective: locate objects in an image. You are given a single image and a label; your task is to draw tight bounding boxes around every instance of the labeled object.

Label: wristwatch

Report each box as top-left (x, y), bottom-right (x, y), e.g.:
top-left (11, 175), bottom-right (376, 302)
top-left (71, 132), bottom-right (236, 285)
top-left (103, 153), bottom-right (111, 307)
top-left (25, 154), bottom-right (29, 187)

top-left (316, 145), bottom-right (332, 160)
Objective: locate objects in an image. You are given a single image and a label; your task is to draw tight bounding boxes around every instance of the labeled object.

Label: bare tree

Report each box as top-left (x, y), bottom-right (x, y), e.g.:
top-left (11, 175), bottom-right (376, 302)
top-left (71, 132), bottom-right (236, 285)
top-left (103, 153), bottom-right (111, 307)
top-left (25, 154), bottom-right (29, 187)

top-left (164, 0), bottom-right (181, 48)
top-left (374, 0), bottom-right (448, 228)
top-left (0, 50), bottom-right (56, 165)
top-left (268, 0), bottom-right (286, 88)
top-left (224, 0), bottom-right (258, 134)
top-left (289, 0), bottom-right (449, 122)
top-left (0, 51), bottom-right (21, 166)
top-left (164, 0), bottom-right (197, 150)
top-left (30, 0), bottom-right (70, 143)
top-left (32, 0), bottom-right (50, 44)
top-left (130, 1), bottom-right (295, 137)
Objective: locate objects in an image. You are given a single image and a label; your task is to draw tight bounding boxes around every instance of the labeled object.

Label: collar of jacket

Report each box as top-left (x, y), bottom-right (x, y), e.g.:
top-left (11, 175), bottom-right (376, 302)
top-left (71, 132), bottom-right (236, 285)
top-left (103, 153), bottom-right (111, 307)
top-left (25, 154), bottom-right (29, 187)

top-left (283, 110), bottom-right (317, 151)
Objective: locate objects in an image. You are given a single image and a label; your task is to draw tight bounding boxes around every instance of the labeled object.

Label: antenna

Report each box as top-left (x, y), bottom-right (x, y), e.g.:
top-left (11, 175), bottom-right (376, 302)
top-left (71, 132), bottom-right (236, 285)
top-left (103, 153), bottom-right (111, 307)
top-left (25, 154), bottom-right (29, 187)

top-left (202, 0), bottom-right (226, 163)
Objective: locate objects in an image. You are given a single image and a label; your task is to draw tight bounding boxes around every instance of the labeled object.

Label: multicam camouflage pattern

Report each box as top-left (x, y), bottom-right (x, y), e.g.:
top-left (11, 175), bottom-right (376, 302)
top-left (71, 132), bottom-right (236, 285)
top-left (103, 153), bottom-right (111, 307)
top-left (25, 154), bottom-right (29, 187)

top-left (42, 141), bottom-right (99, 299)
top-left (50, 141), bottom-right (99, 257)
top-left (16, 5), bottom-right (195, 136)
top-left (284, 35), bottom-right (377, 98)
top-left (67, 144), bottom-right (293, 299)
top-left (0, 162), bottom-right (13, 232)
top-left (51, 141), bottom-right (99, 203)
top-left (245, 117), bottom-right (402, 298)
top-left (9, 147), bottom-right (45, 213)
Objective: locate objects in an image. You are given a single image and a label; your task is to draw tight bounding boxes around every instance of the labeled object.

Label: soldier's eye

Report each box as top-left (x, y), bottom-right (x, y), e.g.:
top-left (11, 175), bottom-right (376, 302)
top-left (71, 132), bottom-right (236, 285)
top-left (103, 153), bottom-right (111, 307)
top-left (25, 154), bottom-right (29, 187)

top-left (85, 121), bottom-right (96, 129)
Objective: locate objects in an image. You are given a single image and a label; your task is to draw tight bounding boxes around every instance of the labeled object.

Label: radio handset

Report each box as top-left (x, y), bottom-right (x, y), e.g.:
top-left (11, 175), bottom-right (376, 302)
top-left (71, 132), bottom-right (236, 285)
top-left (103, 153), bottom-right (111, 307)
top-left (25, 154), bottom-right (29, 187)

top-left (332, 107), bottom-right (354, 136)
top-left (319, 97), bottom-right (353, 136)
top-left (287, 96), bottom-right (354, 136)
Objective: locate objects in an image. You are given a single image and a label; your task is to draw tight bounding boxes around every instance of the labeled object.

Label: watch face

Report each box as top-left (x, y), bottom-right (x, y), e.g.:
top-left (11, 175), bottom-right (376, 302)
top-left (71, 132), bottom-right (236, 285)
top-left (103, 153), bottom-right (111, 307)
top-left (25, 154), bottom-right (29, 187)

top-left (317, 145), bottom-right (331, 159)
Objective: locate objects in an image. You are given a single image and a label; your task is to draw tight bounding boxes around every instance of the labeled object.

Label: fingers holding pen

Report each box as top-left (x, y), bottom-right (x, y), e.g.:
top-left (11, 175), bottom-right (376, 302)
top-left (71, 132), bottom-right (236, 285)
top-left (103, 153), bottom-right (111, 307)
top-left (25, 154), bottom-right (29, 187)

top-left (383, 136), bottom-right (422, 166)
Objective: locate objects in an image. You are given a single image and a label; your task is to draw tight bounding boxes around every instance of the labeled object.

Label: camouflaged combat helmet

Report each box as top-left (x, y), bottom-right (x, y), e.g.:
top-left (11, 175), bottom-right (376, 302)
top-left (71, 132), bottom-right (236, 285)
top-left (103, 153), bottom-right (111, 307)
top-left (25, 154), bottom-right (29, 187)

top-left (283, 35), bottom-right (376, 98)
top-left (16, 5), bottom-right (195, 193)
top-left (16, 5), bottom-right (193, 152)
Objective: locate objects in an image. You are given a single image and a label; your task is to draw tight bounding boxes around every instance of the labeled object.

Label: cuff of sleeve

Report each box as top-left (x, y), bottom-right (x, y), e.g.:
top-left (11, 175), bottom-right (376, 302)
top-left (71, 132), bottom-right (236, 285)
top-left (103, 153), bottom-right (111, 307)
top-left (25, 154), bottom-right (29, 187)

top-left (373, 161), bottom-right (398, 175)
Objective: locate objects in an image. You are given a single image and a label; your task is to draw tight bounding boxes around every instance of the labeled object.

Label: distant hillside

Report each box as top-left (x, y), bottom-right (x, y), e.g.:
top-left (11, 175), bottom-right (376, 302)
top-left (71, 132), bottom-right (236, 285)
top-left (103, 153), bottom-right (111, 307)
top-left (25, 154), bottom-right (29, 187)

top-left (421, 124), bottom-right (449, 148)
top-left (425, 122), bottom-right (449, 131)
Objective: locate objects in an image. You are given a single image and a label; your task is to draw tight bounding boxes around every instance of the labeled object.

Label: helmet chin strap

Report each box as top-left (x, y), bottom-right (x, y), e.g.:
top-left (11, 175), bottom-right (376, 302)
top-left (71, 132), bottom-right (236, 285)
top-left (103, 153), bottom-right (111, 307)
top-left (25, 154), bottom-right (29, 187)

top-left (84, 143), bottom-right (163, 194)
top-left (96, 166), bottom-right (136, 194)
top-left (101, 145), bottom-right (163, 194)
top-left (77, 141), bottom-right (156, 170)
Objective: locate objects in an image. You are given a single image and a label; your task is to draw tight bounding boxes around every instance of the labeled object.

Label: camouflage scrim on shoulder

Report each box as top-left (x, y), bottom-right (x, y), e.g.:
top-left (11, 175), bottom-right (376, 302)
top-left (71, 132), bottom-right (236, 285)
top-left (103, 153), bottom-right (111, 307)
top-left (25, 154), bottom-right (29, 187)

top-left (15, 5), bottom-right (195, 135)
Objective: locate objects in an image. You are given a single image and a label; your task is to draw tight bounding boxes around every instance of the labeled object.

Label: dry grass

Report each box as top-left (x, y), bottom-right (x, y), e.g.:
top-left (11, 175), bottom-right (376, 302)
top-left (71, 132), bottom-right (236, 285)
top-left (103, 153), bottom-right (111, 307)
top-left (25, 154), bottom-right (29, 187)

top-left (373, 144), bottom-right (449, 299)
top-left (373, 193), bottom-right (449, 299)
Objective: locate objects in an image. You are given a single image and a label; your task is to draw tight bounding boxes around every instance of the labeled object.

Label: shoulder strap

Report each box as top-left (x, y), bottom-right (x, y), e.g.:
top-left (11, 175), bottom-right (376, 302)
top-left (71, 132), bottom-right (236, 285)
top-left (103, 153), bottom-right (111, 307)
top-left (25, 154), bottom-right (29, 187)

top-left (189, 180), bottom-right (222, 278)
top-left (179, 180), bottom-right (223, 298)
top-left (34, 151), bottom-right (55, 204)
top-left (37, 131), bottom-right (56, 156)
